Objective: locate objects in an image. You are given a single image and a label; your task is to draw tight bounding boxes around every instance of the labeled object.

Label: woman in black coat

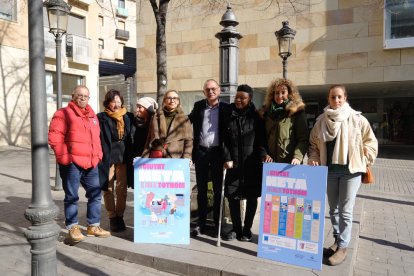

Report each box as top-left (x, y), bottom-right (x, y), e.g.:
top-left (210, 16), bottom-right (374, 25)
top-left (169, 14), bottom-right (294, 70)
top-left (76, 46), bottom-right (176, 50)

top-left (98, 89), bottom-right (134, 232)
top-left (222, 84), bottom-right (268, 242)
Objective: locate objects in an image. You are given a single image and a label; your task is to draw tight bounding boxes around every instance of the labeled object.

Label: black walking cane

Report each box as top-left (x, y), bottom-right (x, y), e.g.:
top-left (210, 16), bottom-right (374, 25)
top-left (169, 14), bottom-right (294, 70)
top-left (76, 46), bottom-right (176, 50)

top-left (216, 168), bottom-right (227, 247)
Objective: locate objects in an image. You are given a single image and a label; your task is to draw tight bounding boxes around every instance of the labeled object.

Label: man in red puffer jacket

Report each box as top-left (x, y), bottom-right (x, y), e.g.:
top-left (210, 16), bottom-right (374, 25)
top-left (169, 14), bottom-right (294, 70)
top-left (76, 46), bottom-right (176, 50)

top-left (49, 85), bottom-right (110, 244)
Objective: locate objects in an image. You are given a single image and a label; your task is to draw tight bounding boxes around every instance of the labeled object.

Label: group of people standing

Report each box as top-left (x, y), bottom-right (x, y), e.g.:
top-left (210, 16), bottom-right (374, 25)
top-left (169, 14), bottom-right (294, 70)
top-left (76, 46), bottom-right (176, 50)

top-left (48, 77), bottom-right (377, 267)
top-left (189, 79), bottom-right (377, 267)
top-left (190, 79), bottom-right (309, 244)
top-left (48, 86), bottom-right (158, 240)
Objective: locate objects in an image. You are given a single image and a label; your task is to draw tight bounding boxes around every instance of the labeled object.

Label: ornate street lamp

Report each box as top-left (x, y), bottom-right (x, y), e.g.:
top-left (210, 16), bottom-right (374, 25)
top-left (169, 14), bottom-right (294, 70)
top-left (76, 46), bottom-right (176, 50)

top-left (275, 21), bottom-right (296, 79)
top-left (44, 0), bottom-right (71, 190)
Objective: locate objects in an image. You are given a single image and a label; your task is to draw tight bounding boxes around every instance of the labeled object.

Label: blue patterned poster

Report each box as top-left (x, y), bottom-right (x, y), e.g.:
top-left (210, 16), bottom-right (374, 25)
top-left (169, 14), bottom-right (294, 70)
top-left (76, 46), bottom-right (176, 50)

top-left (134, 158), bottom-right (190, 244)
top-left (257, 163), bottom-right (328, 270)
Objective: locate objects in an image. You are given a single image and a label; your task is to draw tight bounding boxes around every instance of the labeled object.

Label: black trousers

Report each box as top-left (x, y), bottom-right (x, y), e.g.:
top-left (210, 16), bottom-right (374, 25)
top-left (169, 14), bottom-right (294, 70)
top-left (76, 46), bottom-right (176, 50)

top-left (194, 146), bottom-right (223, 226)
top-left (228, 197), bottom-right (258, 234)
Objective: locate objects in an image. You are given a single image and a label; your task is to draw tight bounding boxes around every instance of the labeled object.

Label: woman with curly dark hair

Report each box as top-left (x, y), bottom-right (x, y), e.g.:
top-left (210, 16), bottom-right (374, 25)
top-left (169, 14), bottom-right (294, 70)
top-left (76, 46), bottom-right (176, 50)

top-left (260, 78), bottom-right (309, 164)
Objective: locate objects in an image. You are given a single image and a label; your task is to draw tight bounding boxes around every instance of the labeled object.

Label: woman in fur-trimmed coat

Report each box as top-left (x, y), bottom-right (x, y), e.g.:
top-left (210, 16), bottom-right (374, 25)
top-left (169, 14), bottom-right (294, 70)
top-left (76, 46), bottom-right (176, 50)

top-left (142, 89), bottom-right (193, 159)
top-left (259, 78), bottom-right (309, 165)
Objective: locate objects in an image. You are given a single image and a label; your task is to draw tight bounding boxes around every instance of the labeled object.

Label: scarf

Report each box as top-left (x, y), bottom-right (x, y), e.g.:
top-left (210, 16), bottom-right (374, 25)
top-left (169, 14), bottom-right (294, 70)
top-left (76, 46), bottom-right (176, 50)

top-left (163, 107), bottom-right (177, 134)
top-left (320, 102), bottom-right (352, 165)
top-left (268, 100), bottom-right (289, 119)
top-left (105, 107), bottom-right (127, 139)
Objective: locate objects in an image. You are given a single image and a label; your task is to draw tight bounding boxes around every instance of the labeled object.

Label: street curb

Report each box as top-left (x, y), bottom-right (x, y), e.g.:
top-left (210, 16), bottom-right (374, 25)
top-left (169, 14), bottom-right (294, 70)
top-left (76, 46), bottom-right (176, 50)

top-left (57, 199), bottom-right (363, 276)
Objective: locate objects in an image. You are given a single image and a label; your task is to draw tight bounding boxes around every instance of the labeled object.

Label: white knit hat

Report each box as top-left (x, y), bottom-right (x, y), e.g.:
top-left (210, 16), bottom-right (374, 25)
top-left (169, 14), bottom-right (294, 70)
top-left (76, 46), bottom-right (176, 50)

top-left (137, 97), bottom-right (158, 114)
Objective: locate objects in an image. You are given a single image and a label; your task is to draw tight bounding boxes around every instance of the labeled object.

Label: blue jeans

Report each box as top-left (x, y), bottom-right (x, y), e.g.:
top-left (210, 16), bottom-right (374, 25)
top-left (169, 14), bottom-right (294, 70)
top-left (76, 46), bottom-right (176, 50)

top-left (60, 163), bottom-right (102, 229)
top-left (327, 171), bottom-right (361, 248)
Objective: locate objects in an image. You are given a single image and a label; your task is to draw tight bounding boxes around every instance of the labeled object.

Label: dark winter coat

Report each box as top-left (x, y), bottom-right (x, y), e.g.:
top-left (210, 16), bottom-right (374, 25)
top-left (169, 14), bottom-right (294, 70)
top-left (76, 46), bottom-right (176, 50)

top-left (188, 99), bottom-right (229, 161)
top-left (125, 121), bottom-right (151, 189)
top-left (97, 112), bottom-right (135, 190)
top-left (222, 103), bottom-right (267, 199)
top-left (262, 100), bottom-right (309, 163)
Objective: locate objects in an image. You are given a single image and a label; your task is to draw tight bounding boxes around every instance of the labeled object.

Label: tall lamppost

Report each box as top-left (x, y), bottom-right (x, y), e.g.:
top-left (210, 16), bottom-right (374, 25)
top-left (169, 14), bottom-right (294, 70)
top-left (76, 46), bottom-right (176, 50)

top-left (24, 1), bottom-right (61, 274)
top-left (44, 0), bottom-right (71, 190)
top-left (275, 21), bottom-right (296, 79)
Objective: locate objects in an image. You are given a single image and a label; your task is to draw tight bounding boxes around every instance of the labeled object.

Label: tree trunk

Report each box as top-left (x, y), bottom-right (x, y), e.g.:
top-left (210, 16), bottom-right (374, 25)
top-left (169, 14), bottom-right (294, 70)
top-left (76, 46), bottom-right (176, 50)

top-left (150, 0), bottom-right (169, 107)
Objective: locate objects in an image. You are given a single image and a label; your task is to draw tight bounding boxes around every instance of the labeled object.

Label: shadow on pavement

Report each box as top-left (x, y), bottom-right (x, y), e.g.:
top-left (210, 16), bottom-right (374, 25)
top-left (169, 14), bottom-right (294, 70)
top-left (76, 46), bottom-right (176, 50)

top-left (192, 235), bottom-right (257, 257)
top-left (359, 235), bottom-right (414, 252)
top-left (0, 173), bottom-right (32, 183)
top-left (357, 194), bottom-right (414, 206)
top-left (57, 251), bottom-right (111, 275)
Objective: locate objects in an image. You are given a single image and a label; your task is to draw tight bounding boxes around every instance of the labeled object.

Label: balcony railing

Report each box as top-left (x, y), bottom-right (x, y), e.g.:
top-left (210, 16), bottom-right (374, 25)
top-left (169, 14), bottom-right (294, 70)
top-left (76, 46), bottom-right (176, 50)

top-left (116, 7), bottom-right (128, 18)
top-left (115, 29), bottom-right (129, 41)
top-left (66, 34), bottom-right (91, 65)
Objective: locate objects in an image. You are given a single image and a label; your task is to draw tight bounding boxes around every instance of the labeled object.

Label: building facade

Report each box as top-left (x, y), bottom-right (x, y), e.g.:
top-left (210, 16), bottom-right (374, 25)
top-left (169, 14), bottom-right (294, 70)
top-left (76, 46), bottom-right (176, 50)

top-left (0, 0), bottom-right (137, 146)
top-left (136, 0), bottom-right (414, 145)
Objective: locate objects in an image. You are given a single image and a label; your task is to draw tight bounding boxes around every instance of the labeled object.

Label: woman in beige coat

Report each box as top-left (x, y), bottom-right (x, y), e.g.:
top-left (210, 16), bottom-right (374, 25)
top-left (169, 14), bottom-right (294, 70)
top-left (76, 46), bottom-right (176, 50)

top-left (308, 85), bottom-right (378, 266)
top-left (142, 90), bottom-right (193, 160)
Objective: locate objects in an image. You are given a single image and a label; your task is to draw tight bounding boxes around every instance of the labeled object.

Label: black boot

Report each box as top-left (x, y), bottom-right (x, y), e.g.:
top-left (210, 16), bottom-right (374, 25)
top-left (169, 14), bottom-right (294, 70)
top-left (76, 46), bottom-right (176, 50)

top-left (109, 217), bottom-right (120, 232)
top-left (240, 198), bottom-right (257, 242)
top-left (117, 216), bottom-right (126, 231)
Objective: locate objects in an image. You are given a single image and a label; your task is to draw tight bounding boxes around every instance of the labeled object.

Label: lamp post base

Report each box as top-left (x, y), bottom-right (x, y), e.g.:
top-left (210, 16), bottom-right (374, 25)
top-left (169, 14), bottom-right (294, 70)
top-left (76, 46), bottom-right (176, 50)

top-left (24, 205), bottom-right (60, 276)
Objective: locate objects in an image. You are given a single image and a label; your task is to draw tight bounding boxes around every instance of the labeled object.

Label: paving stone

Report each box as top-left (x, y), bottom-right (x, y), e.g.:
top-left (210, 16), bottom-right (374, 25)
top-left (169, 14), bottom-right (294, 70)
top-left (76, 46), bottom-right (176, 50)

top-left (353, 268), bottom-right (372, 276)
top-left (2, 147), bottom-right (414, 276)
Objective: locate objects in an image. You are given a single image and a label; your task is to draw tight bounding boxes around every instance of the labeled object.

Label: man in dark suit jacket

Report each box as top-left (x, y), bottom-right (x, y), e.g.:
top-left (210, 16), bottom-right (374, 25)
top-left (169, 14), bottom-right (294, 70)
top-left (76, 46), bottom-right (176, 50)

top-left (189, 79), bottom-right (229, 237)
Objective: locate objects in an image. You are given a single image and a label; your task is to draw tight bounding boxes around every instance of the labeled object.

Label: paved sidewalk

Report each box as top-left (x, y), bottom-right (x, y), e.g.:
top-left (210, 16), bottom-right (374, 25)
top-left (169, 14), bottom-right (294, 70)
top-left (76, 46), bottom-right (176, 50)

top-left (0, 146), bottom-right (173, 276)
top-left (0, 145), bottom-right (413, 275)
top-left (0, 228), bottom-right (174, 276)
top-left (355, 156), bottom-right (414, 276)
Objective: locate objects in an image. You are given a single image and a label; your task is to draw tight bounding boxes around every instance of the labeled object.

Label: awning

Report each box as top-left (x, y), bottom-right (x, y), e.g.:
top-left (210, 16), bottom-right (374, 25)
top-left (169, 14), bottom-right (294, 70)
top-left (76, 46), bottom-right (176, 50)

top-left (99, 60), bottom-right (136, 78)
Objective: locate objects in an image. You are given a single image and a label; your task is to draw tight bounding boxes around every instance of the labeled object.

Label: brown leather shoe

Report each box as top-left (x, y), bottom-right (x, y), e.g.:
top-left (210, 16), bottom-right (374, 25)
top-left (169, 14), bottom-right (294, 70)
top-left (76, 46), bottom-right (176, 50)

top-left (87, 226), bottom-right (111, 238)
top-left (68, 225), bottom-right (85, 243)
top-left (328, 248), bottom-right (347, 266)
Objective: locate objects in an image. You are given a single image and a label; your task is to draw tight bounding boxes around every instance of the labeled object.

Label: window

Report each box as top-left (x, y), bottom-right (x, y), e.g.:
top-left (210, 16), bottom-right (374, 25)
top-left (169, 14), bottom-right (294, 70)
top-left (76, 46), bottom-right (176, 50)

top-left (98, 15), bottom-right (104, 27)
top-left (384, 0), bottom-right (414, 49)
top-left (67, 14), bottom-right (86, 37)
top-left (118, 0), bottom-right (125, 8)
top-left (46, 71), bottom-right (84, 103)
top-left (0, 0), bottom-right (16, 21)
top-left (42, 9), bottom-right (86, 37)
top-left (98, 39), bottom-right (104, 49)
top-left (116, 42), bottom-right (125, 60)
top-left (118, 20), bottom-right (125, 30)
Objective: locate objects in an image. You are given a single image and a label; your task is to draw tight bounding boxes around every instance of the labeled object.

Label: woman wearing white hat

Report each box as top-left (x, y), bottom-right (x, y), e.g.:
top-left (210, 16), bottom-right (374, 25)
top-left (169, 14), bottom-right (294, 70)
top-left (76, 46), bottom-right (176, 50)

top-left (132, 96), bottom-right (159, 156)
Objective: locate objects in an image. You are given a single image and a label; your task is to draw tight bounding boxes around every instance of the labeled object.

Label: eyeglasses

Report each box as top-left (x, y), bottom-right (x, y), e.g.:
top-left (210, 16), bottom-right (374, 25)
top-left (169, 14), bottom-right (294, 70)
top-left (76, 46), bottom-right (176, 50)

top-left (204, 87), bottom-right (219, 92)
top-left (235, 97), bottom-right (249, 101)
top-left (165, 97), bottom-right (179, 101)
top-left (75, 94), bottom-right (90, 100)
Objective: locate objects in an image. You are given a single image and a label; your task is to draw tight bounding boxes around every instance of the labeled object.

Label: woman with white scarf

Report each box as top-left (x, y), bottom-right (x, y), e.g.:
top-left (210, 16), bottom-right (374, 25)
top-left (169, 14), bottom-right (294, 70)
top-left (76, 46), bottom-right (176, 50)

top-left (308, 85), bottom-right (378, 266)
